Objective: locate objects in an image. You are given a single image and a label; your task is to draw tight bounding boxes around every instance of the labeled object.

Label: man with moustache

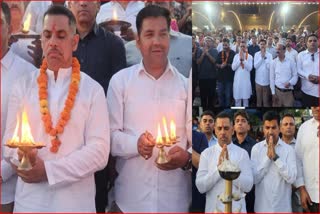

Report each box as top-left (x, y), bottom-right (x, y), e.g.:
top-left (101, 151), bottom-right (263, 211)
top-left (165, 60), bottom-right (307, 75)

top-left (294, 107), bottom-right (319, 213)
top-left (3, 5), bottom-right (110, 212)
top-left (297, 34), bottom-right (319, 106)
top-left (254, 39), bottom-right (272, 107)
top-left (285, 37), bottom-right (298, 64)
top-left (280, 113), bottom-right (303, 212)
top-left (270, 42), bottom-right (298, 107)
top-left (107, 5), bottom-right (191, 212)
top-left (266, 36), bottom-right (277, 59)
top-left (199, 110), bottom-right (217, 147)
top-left (251, 111), bottom-right (297, 212)
top-left (196, 112), bottom-right (253, 212)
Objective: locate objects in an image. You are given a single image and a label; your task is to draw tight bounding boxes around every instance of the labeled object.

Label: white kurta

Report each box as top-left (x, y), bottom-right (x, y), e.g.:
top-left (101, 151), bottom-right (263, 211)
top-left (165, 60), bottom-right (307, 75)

top-left (232, 53), bottom-right (253, 99)
top-left (251, 139), bottom-right (297, 212)
top-left (107, 61), bottom-right (191, 212)
top-left (196, 143), bottom-right (253, 213)
top-left (1, 50), bottom-right (36, 204)
top-left (3, 67), bottom-right (110, 212)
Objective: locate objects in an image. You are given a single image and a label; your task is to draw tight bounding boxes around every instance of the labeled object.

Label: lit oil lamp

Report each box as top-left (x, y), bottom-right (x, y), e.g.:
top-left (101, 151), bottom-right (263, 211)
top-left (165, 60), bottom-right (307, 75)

top-left (12, 14), bottom-right (40, 40)
top-left (5, 109), bottom-right (45, 170)
top-left (155, 117), bottom-right (179, 164)
top-left (99, 9), bottom-right (131, 33)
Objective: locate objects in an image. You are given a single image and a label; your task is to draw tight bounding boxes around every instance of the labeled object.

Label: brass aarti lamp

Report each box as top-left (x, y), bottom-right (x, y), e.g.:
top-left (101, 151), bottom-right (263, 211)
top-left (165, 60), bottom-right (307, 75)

top-left (5, 109), bottom-right (45, 170)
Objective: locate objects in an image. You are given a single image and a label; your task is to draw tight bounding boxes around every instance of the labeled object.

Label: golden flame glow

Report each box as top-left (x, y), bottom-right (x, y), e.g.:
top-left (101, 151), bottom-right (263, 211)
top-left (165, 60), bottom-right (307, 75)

top-left (11, 115), bottom-right (20, 143)
top-left (11, 109), bottom-right (35, 144)
top-left (170, 120), bottom-right (176, 140)
top-left (156, 123), bottom-right (163, 145)
top-left (22, 13), bottom-right (32, 33)
top-left (113, 9), bottom-right (118, 20)
top-left (162, 117), bottom-right (170, 143)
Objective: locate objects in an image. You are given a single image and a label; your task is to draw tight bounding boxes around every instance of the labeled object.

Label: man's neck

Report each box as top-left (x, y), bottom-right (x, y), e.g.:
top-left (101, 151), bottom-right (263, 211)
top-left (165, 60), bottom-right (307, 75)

top-left (287, 47), bottom-right (292, 51)
top-left (267, 44), bottom-right (273, 48)
top-left (236, 133), bottom-right (247, 144)
top-left (1, 47), bottom-right (9, 59)
top-left (77, 22), bottom-right (95, 39)
top-left (308, 48), bottom-right (317, 54)
top-left (205, 133), bottom-right (213, 141)
top-left (142, 60), bottom-right (167, 80)
top-left (282, 135), bottom-right (294, 145)
top-left (279, 55), bottom-right (285, 61)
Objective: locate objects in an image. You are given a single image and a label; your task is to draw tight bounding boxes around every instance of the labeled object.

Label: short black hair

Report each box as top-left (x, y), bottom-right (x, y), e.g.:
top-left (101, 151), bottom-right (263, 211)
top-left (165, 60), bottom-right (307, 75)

top-left (259, 39), bottom-right (266, 44)
top-left (281, 113), bottom-right (295, 121)
top-left (234, 110), bottom-right (250, 123)
top-left (222, 38), bottom-right (230, 43)
top-left (215, 111), bottom-right (233, 125)
top-left (1, 2), bottom-right (11, 25)
top-left (306, 33), bottom-right (318, 41)
top-left (201, 110), bottom-right (215, 120)
top-left (43, 5), bottom-right (77, 33)
top-left (263, 111), bottom-right (280, 126)
top-left (136, 5), bottom-right (171, 36)
top-left (286, 37), bottom-right (292, 41)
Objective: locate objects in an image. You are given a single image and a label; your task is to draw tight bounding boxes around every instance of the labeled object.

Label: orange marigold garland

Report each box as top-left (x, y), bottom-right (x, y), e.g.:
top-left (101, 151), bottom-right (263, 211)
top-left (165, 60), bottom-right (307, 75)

top-left (240, 51), bottom-right (248, 69)
top-left (37, 57), bottom-right (81, 153)
top-left (221, 50), bottom-right (230, 65)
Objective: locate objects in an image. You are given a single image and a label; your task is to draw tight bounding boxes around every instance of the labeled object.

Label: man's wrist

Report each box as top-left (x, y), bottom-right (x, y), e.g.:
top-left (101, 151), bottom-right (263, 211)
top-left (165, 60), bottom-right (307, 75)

top-left (181, 152), bottom-right (192, 171)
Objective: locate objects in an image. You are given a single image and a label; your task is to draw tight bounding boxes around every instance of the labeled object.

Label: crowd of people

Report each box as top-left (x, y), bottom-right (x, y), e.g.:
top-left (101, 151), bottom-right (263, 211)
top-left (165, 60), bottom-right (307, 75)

top-left (192, 108), bottom-right (319, 213)
top-left (1, 1), bottom-right (192, 213)
top-left (192, 26), bottom-right (319, 108)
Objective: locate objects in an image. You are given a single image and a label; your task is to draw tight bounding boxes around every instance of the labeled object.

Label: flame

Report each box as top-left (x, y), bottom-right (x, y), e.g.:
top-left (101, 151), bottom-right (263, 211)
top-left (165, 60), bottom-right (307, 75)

top-left (170, 120), bottom-right (176, 140)
top-left (113, 9), bottom-right (118, 20)
top-left (22, 13), bottom-right (31, 33)
top-left (10, 109), bottom-right (35, 144)
top-left (162, 117), bottom-right (170, 143)
top-left (11, 115), bottom-right (20, 143)
top-left (156, 123), bottom-right (163, 145)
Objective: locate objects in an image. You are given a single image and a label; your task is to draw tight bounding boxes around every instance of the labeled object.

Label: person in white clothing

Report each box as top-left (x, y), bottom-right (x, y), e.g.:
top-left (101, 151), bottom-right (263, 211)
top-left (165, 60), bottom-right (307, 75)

top-left (107, 5), bottom-right (191, 212)
top-left (297, 34), bottom-right (319, 106)
top-left (3, 5), bottom-right (110, 212)
top-left (254, 39), bottom-right (272, 107)
top-left (285, 37), bottom-right (298, 64)
top-left (270, 43), bottom-right (298, 107)
top-left (196, 111), bottom-right (253, 213)
top-left (1, 3), bottom-right (36, 212)
top-left (294, 107), bottom-right (319, 213)
top-left (251, 111), bottom-right (297, 212)
top-left (280, 113), bottom-right (303, 212)
top-left (232, 40), bottom-right (253, 107)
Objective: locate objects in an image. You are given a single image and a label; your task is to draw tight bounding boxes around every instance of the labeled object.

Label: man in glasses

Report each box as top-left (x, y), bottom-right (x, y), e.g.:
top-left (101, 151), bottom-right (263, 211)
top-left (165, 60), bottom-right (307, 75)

top-left (297, 34), bottom-right (319, 106)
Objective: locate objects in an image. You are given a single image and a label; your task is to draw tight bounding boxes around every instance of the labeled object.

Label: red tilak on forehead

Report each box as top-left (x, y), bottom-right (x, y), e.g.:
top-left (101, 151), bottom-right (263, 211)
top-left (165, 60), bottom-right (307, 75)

top-left (52, 23), bottom-right (56, 32)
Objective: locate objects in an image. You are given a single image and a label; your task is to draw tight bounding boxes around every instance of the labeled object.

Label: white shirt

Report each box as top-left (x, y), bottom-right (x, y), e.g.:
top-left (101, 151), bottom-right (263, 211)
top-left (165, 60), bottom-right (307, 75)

top-left (251, 139), bottom-right (297, 212)
top-left (294, 118), bottom-right (319, 203)
top-left (285, 48), bottom-right (298, 63)
top-left (231, 44), bottom-right (240, 54)
top-left (266, 46), bottom-right (277, 59)
top-left (297, 49), bottom-right (319, 97)
top-left (254, 51), bottom-right (273, 86)
top-left (96, 1), bottom-right (145, 33)
top-left (1, 50), bottom-right (36, 204)
top-left (3, 67), bottom-right (110, 212)
top-left (216, 42), bottom-right (223, 53)
top-left (196, 143), bottom-right (253, 213)
top-left (22, 1), bottom-right (52, 34)
top-left (270, 57), bottom-right (298, 95)
top-left (107, 61), bottom-right (191, 212)
top-left (232, 52), bottom-right (253, 99)
top-left (10, 30), bottom-right (37, 65)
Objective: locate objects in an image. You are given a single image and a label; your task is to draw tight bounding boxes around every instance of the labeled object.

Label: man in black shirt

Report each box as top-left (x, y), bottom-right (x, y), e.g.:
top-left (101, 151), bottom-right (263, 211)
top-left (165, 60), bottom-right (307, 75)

top-left (216, 38), bottom-right (235, 107)
top-left (233, 110), bottom-right (256, 212)
top-left (68, 1), bottom-right (126, 212)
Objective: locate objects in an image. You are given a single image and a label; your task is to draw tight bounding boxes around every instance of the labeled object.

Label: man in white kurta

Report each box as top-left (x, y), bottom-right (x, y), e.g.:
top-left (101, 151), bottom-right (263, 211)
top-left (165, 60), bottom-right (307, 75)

top-left (3, 5), bottom-right (110, 212)
top-left (232, 41), bottom-right (253, 107)
top-left (251, 111), bottom-right (297, 212)
top-left (294, 107), bottom-right (319, 213)
top-left (107, 5), bottom-right (191, 212)
top-left (1, 3), bottom-right (36, 212)
top-left (196, 112), bottom-right (253, 213)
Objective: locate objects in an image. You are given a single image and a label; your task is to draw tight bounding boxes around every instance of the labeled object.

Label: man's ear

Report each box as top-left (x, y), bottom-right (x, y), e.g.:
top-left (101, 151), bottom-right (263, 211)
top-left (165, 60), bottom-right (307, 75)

top-left (136, 35), bottom-right (141, 50)
top-left (72, 34), bottom-right (80, 51)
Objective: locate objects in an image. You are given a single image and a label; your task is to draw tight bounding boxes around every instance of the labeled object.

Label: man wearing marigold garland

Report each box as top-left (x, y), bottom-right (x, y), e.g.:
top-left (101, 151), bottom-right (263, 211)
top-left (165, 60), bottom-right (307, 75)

top-left (231, 40), bottom-right (253, 107)
top-left (107, 5), bottom-right (191, 212)
top-left (3, 5), bottom-right (110, 212)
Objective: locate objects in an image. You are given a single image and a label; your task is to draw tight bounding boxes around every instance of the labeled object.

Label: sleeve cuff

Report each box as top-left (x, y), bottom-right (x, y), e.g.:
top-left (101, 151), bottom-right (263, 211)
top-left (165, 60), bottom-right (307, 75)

top-left (44, 160), bottom-right (56, 186)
